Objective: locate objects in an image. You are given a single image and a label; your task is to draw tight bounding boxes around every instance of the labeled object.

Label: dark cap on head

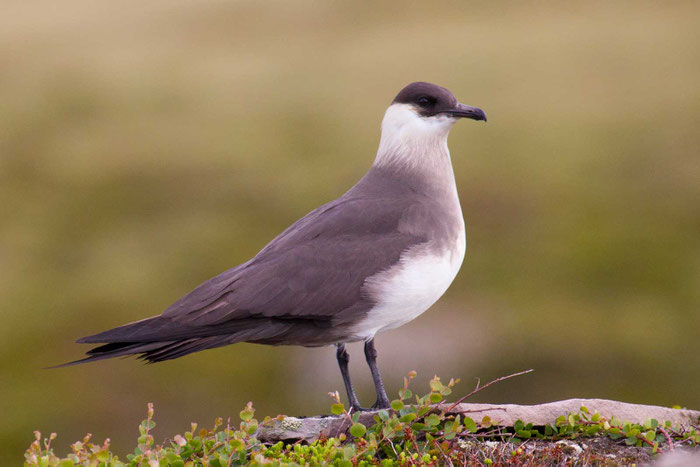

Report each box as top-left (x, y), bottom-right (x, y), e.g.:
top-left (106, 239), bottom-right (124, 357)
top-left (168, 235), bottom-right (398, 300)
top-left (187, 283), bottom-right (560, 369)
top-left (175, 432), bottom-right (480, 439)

top-left (392, 82), bottom-right (487, 122)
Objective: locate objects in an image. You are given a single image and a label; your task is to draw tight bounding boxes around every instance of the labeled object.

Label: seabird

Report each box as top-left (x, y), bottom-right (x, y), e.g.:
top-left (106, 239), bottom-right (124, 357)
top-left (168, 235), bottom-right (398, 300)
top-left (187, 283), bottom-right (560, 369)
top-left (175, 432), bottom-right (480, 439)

top-left (59, 82), bottom-right (486, 410)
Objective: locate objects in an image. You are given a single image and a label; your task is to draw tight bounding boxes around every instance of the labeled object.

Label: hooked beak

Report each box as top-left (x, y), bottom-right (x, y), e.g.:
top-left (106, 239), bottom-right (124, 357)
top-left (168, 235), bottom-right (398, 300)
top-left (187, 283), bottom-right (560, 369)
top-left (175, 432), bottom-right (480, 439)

top-left (443, 103), bottom-right (487, 122)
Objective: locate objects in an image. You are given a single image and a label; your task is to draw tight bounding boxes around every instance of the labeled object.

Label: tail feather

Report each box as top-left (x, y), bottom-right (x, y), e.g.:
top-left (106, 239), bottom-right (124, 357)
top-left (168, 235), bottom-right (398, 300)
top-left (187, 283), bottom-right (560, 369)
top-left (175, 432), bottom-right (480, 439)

top-left (50, 337), bottom-right (231, 368)
top-left (76, 316), bottom-right (195, 344)
top-left (52, 320), bottom-right (295, 368)
top-left (74, 315), bottom-right (290, 344)
top-left (139, 336), bottom-right (232, 362)
top-left (139, 326), bottom-right (277, 362)
top-left (48, 341), bottom-right (174, 368)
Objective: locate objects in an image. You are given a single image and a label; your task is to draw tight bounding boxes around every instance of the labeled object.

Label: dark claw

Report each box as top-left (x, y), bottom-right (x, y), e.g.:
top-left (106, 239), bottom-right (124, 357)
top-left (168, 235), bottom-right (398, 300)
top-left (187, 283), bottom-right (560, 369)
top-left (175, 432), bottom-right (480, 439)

top-left (371, 398), bottom-right (391, 410)
top-left (353, 404), bottom-right (373, 412)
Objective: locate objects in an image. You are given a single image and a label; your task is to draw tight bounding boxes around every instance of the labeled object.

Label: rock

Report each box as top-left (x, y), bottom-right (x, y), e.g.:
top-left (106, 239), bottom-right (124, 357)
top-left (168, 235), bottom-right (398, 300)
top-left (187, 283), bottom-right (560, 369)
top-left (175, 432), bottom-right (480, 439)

top-left (257, 413), bottom-right (377, 443)
top-left (443, 399), bottom-right (700, 429)
top-left (256, 399), bottom-right (699, 443)
top-left (555, 440), bottom-right (583, 456)
top-left (648, 448), bottom-right (700, 466)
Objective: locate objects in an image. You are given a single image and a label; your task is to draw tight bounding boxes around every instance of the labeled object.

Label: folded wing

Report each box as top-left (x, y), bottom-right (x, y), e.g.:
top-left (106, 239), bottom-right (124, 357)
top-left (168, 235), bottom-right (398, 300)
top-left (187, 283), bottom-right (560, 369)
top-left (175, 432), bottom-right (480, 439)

top-left (60, 193), bottom-right (425, 366)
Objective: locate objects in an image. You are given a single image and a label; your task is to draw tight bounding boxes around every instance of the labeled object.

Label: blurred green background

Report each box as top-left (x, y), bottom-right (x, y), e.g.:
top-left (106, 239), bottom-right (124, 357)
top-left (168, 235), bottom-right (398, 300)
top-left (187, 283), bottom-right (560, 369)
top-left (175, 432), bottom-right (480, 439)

top-left (1, 0), bottom-right (699, 462)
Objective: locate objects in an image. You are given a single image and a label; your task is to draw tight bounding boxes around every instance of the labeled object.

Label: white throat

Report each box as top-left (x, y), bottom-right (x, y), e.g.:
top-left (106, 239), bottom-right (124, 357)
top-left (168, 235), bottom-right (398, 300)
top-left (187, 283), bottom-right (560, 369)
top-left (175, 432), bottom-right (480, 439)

top-left (373, 103), bottom-right (458, 173)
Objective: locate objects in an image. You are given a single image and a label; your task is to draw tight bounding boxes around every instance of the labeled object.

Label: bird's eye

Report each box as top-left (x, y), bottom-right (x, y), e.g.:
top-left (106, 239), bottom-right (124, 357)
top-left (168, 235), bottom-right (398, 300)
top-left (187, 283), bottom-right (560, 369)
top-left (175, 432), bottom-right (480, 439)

top-left (417, 96), bottom-right (434, 107)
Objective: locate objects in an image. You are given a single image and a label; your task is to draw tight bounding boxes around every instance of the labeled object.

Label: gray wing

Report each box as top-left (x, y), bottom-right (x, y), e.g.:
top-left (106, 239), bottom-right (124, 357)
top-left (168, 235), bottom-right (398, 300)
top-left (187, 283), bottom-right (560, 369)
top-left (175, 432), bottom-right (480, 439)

top-left (76, 193), bottom-right (426, 349)
top-left (162, 194), bottom-right (425, 327)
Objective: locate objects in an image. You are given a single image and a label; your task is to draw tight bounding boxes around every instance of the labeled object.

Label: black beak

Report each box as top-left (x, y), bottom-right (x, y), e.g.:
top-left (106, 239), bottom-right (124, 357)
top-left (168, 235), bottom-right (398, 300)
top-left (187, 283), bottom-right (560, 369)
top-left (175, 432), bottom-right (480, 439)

top-left (444, 103), bottom-right (487, 122)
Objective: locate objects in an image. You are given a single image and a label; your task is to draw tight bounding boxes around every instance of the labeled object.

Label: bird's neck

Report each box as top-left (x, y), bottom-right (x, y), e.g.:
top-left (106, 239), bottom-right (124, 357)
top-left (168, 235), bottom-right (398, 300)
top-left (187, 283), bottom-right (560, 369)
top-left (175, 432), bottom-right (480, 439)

top-left (367, 147), bottom-right (458, 205)
top-left (373, 141), bottom-right (456, 198)
top-left (374, 134), bottom-right (453, 176)
top-left (372, 104), bottom-right (458, 192)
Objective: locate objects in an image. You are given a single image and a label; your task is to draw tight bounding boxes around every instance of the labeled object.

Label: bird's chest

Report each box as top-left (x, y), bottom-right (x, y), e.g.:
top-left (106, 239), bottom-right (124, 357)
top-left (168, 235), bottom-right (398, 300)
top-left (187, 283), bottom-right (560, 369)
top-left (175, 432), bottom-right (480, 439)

top-left (353, 223), bottom-right (466, 340)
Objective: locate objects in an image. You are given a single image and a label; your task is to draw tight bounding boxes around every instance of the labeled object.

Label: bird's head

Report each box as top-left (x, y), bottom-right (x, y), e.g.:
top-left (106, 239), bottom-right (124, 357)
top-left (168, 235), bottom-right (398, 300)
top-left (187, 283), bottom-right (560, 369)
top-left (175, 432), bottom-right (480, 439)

top-left (376, 82), bottom-right (486, 168)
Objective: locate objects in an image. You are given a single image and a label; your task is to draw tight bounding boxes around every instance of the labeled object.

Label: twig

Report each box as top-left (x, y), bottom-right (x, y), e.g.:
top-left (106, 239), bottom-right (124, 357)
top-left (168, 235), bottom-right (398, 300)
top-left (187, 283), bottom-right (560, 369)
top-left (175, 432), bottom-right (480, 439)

top-left (446, 369), bottom-right (534, 412)
top-left (387, 439), bottom-right (398, 458)
top-left (461, 426), bottom-right (508, 439)
top-left (452, 407), bottom-right (508, 414)
top-left (437, 441), bottom-right (454, 467)
top-left (658, 426), bottom-right (674, 451)
top-left (334, 407), bottom-right (354, 439)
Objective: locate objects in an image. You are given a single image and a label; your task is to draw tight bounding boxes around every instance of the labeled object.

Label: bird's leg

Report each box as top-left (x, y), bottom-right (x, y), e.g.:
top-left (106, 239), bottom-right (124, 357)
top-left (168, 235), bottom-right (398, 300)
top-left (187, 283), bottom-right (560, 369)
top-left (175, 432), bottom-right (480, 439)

top-left (364, 338), bottom-right (391, 409)
top-left (336, 343), bottom-right (363, 411)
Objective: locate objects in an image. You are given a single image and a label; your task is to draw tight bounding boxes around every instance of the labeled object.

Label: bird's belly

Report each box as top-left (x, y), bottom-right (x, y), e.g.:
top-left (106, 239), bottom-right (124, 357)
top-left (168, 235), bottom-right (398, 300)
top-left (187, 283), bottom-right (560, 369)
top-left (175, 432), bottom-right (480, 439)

top-left (350, 229), bottom-right (466, 340)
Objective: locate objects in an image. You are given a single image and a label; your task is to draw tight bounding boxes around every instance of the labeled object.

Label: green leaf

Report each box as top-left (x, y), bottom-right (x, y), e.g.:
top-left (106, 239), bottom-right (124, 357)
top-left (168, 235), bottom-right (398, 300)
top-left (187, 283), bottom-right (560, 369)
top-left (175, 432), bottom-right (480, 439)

top-left (349, 423), bottom-right (366, 438)
top-left (429, 378), bottom-right (444, 392)
top-left (331, 403), bottom-right (345, 415)
top-left (391, 400), bottom-right (404, 411)
top-left (140, 420), bottom-right (156, 431)
top-left (378, 409), bottom-right (390, 421)
top-left (229, 439), bottom-right (244, 451)
top-left (240, 405), bottom-right (254, 422)
top-left (411, 423), bottom-right (427, 431)
top-left (429, 393), bottom-right (443, 403)
top-left (425, 414), bottom-right (441, 427)
top-left (399, 413), bottom-right (417, 423)
top-left (464, 417), bottom-right (477, 433)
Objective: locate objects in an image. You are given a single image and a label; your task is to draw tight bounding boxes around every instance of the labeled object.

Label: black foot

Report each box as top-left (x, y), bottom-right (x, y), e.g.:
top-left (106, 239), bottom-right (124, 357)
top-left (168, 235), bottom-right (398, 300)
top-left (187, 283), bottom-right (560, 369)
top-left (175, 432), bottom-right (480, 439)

top-left (351, 404), bottom-right (372, 412)
top-left (352, 404), bottom-right (387, 412)
top-left (371, 397), bottom-right (391, 410)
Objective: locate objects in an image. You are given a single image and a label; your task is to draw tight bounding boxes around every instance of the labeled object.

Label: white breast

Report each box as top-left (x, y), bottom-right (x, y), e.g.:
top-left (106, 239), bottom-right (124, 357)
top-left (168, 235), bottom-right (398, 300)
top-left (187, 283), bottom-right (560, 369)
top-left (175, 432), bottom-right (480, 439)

top-left (350, 101), bottom-right (467, 341)
top-left (350, 226), bottom-right (466, 341)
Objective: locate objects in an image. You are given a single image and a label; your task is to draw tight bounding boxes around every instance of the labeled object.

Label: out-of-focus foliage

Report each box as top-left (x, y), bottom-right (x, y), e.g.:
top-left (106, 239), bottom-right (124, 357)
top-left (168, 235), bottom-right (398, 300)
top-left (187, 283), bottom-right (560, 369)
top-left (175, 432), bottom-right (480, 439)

top-left (2, 0), bottom-right (699, 463)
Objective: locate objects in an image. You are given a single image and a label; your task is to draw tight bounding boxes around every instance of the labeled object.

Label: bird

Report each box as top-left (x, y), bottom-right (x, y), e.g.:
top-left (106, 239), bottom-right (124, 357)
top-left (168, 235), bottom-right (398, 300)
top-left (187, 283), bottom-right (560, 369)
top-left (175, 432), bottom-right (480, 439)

top-left (57, 82), bottom-right (486, 411)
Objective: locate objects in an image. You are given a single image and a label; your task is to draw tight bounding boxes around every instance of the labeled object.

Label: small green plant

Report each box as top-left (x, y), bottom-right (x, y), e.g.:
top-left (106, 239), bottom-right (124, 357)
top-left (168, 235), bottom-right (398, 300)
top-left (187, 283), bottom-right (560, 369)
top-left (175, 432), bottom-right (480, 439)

top-left (25, 372), bottom-right (699, 466)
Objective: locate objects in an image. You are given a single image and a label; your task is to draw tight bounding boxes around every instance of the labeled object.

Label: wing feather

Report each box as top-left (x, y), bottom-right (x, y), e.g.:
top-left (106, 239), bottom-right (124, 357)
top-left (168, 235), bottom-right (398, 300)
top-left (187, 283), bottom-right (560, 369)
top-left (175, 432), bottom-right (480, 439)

top-left (81, 194), bottom-right (425, 345)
